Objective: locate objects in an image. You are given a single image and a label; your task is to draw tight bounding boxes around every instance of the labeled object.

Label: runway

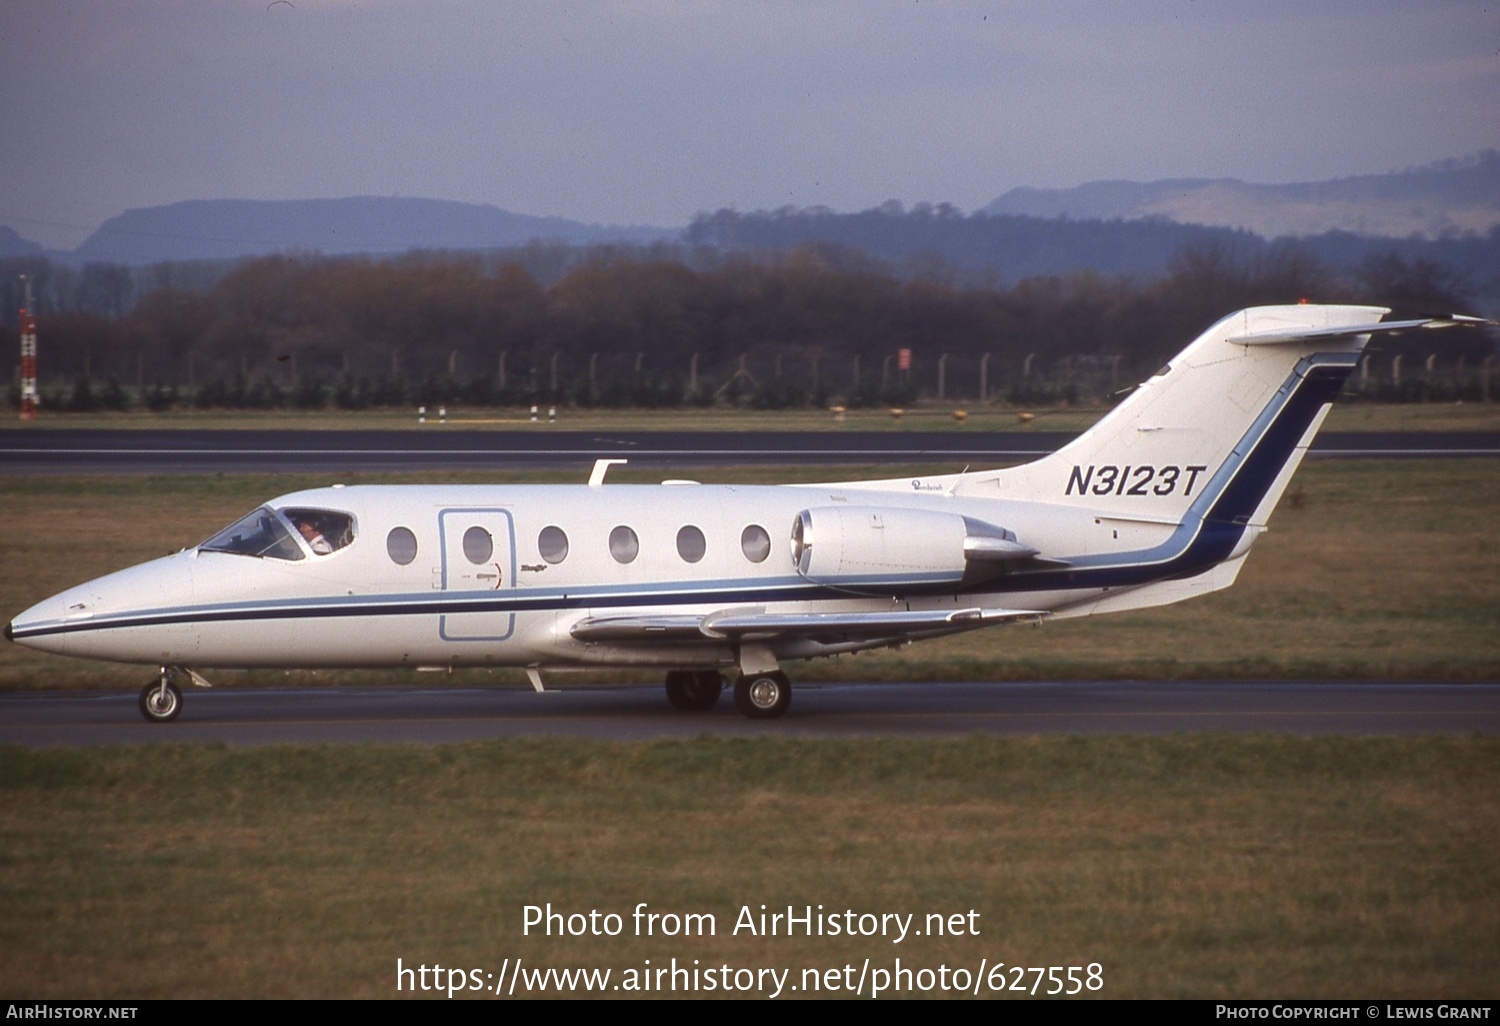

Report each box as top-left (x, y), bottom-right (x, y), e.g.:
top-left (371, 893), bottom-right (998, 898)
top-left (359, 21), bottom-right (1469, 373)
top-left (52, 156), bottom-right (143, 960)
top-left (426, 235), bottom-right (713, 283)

top-left (1, 680), bottom-right (1495, 746)
top-left (2, 428), bottom-right (1498, 473)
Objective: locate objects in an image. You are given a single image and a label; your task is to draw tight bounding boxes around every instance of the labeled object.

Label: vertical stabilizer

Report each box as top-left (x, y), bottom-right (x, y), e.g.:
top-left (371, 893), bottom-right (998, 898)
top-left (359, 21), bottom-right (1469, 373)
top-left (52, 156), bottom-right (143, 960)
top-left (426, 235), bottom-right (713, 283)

top-left (969, 305), bottom-right (1389, 529)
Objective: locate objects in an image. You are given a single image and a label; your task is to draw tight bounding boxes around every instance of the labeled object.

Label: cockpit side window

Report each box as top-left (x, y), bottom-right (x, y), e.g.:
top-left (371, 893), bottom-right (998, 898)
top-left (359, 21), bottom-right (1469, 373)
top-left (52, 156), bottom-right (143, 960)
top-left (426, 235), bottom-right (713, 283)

top-left (281, 508), bottom-right (355, 556)
top-left (199, 507), bottom-right (305, 561)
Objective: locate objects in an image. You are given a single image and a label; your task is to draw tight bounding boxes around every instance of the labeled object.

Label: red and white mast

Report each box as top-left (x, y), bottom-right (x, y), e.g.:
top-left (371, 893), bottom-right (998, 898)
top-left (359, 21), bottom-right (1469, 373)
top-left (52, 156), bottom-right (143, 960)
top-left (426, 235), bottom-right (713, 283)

top-left (19, 275), bottom-right (37, 421)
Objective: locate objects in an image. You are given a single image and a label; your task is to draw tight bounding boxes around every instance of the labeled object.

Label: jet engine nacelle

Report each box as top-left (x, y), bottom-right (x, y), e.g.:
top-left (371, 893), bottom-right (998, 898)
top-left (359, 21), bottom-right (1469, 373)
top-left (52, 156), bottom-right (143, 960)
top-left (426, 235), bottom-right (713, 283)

top-left (790, 506), bottom-right (1037, 586)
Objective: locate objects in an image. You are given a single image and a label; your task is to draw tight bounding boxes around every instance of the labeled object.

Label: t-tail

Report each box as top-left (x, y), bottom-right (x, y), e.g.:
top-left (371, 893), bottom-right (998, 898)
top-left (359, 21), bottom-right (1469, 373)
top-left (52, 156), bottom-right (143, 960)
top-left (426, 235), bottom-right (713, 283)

top-left (954, 304), bottom-right (1488, 615)
top-left (990, 304), bottom-right (1494, 522)
top-left (982, 305), bottom-right (1409, 521)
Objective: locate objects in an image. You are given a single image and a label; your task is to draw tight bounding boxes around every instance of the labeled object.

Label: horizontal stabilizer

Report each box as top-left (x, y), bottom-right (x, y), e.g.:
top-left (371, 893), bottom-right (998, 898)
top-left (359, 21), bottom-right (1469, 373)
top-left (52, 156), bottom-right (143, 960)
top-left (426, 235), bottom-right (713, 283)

top-left (1226, 315), bottom-right (1494, 346)
top-left (569, 606), bottom-right (1046, 642)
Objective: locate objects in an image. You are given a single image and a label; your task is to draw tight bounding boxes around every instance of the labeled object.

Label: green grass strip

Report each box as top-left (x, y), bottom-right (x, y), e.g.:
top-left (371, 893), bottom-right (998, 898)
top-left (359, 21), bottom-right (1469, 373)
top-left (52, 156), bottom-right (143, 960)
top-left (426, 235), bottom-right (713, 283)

top-left (2, 735), bottom-right (1496, 998)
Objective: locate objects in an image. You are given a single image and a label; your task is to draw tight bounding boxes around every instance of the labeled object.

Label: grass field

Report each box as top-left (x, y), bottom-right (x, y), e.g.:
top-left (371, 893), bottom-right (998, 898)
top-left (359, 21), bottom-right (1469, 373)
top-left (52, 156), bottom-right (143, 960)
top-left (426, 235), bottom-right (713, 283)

top-left (1, 736), bottom-right (1495, 998)
top-left (2, 458), bottom-right (1497, 690)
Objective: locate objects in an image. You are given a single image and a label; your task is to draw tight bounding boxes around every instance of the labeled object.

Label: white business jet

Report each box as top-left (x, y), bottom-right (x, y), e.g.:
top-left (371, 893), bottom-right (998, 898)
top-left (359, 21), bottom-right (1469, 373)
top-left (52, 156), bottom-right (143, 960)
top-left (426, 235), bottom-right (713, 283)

top-left (6, 305), bottom-right (1488, 722)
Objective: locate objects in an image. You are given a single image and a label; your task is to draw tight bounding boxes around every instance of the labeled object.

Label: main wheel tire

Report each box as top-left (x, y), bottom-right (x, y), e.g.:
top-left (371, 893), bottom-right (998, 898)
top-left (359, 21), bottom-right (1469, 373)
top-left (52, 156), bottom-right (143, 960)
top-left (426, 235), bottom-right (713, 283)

top-left (690, 671), bottom-right (724, 710)
top-left (665, 670), bottom-right (723, 711)
top-left (734, 671), bottom-right (790, 719)
top-left (664, 671), bottom-right (694, 710)
top-left (139, 680), bottom-right (182, 723)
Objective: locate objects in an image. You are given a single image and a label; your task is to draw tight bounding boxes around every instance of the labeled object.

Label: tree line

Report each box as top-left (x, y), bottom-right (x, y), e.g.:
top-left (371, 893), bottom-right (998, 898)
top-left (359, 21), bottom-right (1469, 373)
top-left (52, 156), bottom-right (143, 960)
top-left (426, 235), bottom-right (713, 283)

top-left (3, 238), bottom-right (1493, 413)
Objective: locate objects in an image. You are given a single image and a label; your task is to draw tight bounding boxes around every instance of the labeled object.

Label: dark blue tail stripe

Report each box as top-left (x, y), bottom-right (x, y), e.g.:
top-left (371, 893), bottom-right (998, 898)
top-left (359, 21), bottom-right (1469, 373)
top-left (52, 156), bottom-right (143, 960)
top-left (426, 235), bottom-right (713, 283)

top-left (995, 356), bottom-right (1356, 592)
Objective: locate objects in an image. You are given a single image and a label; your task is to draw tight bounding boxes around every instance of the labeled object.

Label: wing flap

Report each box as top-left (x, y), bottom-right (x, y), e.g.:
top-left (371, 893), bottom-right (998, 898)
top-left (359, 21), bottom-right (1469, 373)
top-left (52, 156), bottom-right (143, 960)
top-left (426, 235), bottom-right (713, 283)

top-left (567, 615), bottom-right (711, 642)
top-left (569, 606), bottom-right (1046, 643)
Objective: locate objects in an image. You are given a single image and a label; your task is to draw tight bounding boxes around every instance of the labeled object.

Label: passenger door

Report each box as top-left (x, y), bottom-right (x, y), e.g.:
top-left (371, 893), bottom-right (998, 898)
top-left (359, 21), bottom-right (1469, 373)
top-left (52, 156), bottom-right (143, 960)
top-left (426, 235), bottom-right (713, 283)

top-left (437, 507), bottom-right (516, 642)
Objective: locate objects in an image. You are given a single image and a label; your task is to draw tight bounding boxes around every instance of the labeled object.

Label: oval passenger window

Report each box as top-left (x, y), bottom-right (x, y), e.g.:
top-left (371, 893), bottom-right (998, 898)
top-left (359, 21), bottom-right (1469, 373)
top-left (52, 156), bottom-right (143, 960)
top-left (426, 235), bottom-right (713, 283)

top-left (462, 526), bottom-right (493, 564)
top-left (676, 525), bottom-right (706, 563)
top-left (538, 526), bottom-right (569, 564)
top-left (386, 527), bottom-right (418, 565)
top-left (740, 524), bottom-right (771, 563)
top-left (609, 525), bottom-right (639, 564)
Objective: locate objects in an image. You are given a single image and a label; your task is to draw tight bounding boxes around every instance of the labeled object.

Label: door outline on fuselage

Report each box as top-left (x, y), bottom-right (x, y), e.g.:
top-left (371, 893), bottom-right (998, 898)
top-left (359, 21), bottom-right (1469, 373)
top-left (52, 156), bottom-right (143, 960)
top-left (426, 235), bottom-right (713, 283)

top-left (437, 507), bottom-right (516, 642)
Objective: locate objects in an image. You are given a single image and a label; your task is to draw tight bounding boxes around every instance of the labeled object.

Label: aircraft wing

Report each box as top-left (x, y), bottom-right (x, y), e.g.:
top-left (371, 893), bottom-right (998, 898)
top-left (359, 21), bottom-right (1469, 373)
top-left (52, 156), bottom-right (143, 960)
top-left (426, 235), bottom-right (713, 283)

top-left (569, 606), bottom-right (1046, 643)
top-left (1225, 315), bottom-right (1492, 346)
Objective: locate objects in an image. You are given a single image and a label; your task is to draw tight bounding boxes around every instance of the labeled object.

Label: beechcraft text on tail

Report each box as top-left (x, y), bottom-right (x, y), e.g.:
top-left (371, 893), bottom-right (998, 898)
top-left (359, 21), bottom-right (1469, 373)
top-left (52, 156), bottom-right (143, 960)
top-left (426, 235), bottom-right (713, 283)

top-left (7, 305), bottom-right (1492, 721)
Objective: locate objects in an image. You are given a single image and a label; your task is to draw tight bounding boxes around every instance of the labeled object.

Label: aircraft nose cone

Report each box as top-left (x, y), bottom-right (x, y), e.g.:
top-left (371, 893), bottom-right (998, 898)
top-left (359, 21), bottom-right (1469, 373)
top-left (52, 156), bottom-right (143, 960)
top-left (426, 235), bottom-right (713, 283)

top-left (3, 620), bottom-right (12, 642)
top-left (9, 551), bottom-right (198, 659)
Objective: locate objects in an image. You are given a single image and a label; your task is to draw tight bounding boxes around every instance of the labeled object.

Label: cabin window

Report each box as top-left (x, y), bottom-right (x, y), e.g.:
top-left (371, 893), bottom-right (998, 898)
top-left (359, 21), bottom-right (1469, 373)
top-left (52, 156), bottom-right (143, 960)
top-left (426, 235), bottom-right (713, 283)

top-left (609, 525), bottom-right (639, 564)
top-left (281, 508), bottom-right (354, 555)
top-left (740, 524), bottom-right (771, 563)
top-left (676, 525), bottom-right (706, 563)
top-left (386, 527), bottom-right (418, 565)
top-left (678, 525), bottom-right (705, 564)
top-left (538, 526), bottom-right (569, 564)
top-left (462, 526), bottom-right (493, 564)
top-left (200, 507), bottom-right (305, 562)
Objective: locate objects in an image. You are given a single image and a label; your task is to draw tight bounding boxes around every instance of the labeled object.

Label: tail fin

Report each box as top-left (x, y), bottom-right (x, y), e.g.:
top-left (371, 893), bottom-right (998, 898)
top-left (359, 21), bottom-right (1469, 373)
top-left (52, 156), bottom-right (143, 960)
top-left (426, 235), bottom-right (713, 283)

top-left (972, 304), bottom-right (1398, 529)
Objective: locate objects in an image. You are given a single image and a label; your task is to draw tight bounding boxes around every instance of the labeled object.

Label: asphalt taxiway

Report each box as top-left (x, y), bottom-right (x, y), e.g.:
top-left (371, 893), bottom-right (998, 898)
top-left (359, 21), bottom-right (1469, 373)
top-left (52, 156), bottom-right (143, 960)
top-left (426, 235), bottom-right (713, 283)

top-left (1, 680), bottom-right (1495, 747)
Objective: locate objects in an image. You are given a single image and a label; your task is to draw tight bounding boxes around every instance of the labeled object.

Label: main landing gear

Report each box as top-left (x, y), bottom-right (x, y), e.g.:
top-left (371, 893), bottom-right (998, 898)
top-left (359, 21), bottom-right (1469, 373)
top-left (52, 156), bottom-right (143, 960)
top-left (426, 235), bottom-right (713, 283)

top-left (664, 670), bottom-right (724, 711)
top-left (734, 671), bottom-right (791, 720)
top-left (663, 668), bottom-right (792, 719)
top-left (138, 666), bottom-right (211, 723)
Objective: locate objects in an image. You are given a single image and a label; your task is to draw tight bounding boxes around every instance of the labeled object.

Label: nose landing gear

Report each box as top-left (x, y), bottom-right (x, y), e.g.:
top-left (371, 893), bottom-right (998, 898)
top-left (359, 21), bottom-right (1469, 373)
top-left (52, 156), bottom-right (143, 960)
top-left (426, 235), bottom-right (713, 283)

top-left (139, 668), bottom-right (182, 723)
top-left (137, 666), bottom-right (212, 723)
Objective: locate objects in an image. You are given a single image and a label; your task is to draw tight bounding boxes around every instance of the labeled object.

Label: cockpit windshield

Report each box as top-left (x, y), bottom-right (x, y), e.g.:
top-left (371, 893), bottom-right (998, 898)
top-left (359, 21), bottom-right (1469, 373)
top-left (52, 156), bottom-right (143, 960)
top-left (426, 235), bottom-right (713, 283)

top-left (199, 507), bottom-right (305, 561)
top-left (200, 507), bottom-right (356, 560)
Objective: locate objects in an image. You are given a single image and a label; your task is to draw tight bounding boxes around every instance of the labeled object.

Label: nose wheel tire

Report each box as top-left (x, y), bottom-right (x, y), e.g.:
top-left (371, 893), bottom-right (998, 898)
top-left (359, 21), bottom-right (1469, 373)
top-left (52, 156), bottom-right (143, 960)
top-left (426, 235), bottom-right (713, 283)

top-left (139, 680), bottom-right (183, 723)
top-left (734, 671), bottom-right (790, 719)
top-left (665, 670), bottom-right (724, 711)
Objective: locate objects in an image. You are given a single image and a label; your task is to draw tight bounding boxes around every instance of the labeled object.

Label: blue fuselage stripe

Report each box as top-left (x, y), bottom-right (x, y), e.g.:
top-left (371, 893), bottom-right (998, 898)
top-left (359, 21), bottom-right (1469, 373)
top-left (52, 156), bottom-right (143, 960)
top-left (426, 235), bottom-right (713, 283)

top-left (11, 357), bottom-right (1356, 641)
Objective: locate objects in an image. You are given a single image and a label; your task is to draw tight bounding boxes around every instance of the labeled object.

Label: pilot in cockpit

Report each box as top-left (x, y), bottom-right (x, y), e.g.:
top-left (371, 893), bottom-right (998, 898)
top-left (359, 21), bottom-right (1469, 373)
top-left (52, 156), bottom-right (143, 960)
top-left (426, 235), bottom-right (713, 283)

top-left (280, 507), bottom-right (353, 555)
top-left (294, 516), bottom-right (334, 555)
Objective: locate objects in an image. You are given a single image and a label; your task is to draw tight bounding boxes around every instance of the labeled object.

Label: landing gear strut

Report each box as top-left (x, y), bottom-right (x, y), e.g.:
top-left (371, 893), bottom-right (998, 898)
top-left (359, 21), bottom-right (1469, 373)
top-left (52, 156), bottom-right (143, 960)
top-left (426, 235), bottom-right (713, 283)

top-left (137, 665), bottom-right (211, 723)
top-left (139, 667), bottom-right (182, 723)
top-left (734, 671), bottom-right (791, 719)
top-left (664, 670), bottom-right (724, 711)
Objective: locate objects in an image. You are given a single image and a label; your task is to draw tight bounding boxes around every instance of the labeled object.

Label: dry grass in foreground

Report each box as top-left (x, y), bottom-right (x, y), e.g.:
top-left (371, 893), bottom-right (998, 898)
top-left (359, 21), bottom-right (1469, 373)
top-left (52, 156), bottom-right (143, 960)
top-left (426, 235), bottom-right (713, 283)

top-left (1, 735), bottom-right (1495, 998)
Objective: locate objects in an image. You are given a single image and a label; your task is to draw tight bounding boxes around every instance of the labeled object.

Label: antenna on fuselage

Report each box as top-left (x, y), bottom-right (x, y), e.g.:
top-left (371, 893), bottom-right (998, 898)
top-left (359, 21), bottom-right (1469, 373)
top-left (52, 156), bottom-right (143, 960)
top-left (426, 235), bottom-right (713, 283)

top-left (945, 465), bottom-right (971, 496)
top-left (589, 458), bottom-right (629, 486)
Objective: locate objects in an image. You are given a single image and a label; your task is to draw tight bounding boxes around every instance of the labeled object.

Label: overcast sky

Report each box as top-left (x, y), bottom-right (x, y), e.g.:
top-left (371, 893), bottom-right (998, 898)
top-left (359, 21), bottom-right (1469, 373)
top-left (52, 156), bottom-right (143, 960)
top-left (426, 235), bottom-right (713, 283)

top-left (1, 0), bottom-right (1497, 250)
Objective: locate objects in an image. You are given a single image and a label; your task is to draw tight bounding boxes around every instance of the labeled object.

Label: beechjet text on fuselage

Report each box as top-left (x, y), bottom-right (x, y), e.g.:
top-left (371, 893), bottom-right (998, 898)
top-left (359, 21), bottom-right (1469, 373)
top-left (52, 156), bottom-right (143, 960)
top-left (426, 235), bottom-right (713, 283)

top-left (6, 306), bottom-right (1492, 721)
